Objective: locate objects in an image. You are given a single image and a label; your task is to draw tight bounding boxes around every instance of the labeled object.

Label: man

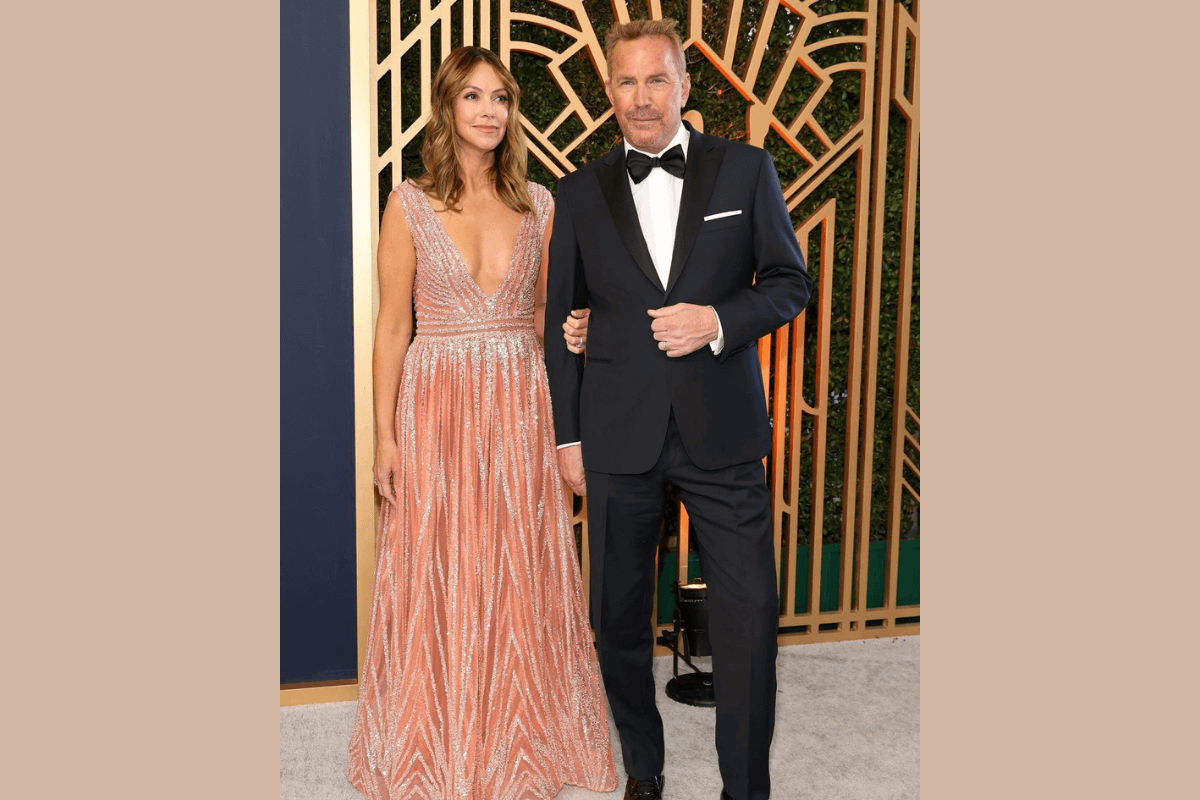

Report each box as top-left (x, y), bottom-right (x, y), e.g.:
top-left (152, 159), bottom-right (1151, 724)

top-left (544, 18), bottom-right (813, 800)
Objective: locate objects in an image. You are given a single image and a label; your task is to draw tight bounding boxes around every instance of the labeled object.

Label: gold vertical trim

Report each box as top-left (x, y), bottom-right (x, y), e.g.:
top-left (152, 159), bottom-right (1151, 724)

top-left (350, 0), bottom-right (376, 687)
top-left (498, 0), bottom-right (509, 62)
top-left (677, 505), bottom-right (692, 587)
top-left (880, 1), bottom-right (902, 616)
top-left (885, 0), bottom-right (920, 613)
top-left (849, 0), bottom-right (889, 619)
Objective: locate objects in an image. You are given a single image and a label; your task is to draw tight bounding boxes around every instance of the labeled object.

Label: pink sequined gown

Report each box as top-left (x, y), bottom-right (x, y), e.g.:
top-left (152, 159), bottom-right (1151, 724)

top-left (347, 180), bottom-right (616, 800)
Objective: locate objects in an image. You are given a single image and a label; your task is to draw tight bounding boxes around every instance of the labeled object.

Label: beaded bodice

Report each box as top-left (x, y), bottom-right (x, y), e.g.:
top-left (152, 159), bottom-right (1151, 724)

top-left (392, 179), bottom-right (552, 338)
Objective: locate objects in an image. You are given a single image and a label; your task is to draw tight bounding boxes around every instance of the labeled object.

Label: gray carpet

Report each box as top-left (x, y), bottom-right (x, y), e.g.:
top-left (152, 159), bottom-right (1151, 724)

top-left (281, 635), bottom-right (919, 799)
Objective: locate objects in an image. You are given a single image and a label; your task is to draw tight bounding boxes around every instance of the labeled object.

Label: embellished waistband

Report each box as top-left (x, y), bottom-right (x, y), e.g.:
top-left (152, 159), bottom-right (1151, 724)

top-left (414, 318), bottom-right (534, 338)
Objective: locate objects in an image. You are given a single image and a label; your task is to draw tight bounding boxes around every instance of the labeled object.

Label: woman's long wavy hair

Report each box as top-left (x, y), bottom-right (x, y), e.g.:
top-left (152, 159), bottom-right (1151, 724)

top-left (412, 47), bottom-right (533, 215)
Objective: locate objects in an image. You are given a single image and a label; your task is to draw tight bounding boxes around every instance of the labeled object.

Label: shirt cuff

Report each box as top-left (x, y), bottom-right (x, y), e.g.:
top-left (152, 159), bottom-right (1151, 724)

top-left (707, 306), bottom-right (725, 355)
top-left (556, 441), bottom-right (581, 450)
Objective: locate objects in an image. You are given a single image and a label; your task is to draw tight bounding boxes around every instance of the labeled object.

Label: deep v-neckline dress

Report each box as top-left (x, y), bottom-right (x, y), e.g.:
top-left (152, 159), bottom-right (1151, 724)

top-left (347, 180), bottom-right (617, 800)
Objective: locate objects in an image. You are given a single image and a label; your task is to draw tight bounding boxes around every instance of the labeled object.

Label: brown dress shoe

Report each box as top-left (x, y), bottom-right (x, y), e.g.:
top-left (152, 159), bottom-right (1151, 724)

top-left (624, 774), bottom-right (665, 799)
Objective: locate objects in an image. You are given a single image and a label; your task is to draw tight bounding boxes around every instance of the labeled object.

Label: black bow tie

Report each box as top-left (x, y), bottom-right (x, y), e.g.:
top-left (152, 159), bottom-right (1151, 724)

top-left (626, 144), bottom-right (686, 183)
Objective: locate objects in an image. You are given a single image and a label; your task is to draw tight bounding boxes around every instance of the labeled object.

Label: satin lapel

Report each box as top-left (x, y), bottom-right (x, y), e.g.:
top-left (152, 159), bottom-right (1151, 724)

top-left (596, 147), bottom-right (663, 293)
top-left (663, 130), bottom-right (725, 299)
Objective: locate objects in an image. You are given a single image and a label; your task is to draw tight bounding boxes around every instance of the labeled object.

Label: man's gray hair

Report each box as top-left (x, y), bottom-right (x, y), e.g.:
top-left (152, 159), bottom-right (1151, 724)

top-left (604, 18), bottom-right (688, 79)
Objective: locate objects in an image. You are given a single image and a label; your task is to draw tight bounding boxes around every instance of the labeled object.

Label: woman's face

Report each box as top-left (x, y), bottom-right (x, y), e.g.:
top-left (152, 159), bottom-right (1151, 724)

top-left (452, 63), bottom-right (510, 156)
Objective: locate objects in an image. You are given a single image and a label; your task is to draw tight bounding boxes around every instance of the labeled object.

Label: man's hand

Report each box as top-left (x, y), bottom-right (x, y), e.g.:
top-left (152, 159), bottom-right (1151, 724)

top-left (562, 308), bottom-right (590, 354)
top-left (556, 444), bottom-right (586, 496)
top-left (647, 303), bottom-right (719, 357)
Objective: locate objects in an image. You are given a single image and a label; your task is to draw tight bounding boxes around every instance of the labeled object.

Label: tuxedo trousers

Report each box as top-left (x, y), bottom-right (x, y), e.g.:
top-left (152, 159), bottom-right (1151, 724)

top-left (586, 410), bottom-right (779, 800)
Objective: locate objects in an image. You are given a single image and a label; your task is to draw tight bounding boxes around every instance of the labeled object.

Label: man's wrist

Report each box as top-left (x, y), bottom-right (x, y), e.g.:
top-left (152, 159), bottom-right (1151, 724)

top-left (706, 305), bottom-right (725, 354)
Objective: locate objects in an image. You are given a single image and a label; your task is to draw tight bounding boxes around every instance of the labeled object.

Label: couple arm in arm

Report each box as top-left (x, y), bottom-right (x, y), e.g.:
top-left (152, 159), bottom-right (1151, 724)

top-left (547, 152), bottom-right (812, 496)
top-left (554, 305), bottom-right (717, 497)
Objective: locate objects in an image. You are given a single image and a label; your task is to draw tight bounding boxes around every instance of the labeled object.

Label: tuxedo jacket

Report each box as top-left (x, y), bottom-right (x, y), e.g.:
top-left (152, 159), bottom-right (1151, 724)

top-left (544, 122), bottom-right (813, 474)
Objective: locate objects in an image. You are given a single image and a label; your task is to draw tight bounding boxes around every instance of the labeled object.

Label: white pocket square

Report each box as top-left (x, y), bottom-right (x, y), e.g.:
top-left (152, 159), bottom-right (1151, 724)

top-left (704, 210), bottom-right (742, 221)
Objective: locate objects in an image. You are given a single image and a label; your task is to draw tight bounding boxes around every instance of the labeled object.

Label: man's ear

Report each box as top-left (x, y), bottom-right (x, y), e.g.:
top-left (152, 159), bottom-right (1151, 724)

top-left (680, 72), bottom-right (691, 107)
top-left (604, 79), bottom-right (614, 107)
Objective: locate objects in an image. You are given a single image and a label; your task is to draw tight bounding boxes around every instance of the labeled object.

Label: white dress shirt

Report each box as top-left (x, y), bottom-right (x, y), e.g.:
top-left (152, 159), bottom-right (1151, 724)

top-left (557, 124), bottom-right (725, 452)
top-left (624, 124), bottom-right (725, 354)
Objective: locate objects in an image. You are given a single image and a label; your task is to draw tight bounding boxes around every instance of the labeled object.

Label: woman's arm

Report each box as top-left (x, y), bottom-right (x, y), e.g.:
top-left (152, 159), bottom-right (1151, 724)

top-left (533, 206), bottom-right (554, 342)
top-left (372, 191), bottom-right (418, 506)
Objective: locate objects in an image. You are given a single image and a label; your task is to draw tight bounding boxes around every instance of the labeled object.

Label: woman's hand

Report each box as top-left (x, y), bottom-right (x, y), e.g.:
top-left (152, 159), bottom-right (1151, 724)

top-left (562, 308), bottom-right (590, 354)
top-left (374, 440), bottom-right (401, 506)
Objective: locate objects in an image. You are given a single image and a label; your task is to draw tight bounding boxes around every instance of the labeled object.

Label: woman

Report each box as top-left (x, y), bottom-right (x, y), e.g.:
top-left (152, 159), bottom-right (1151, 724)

top-left (347, 47), bottom-right (617, 799)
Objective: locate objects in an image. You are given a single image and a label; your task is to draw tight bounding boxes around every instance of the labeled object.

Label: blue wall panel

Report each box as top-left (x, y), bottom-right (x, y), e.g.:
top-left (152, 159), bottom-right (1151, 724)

top-left (280, 0), bottom-right (359, 684)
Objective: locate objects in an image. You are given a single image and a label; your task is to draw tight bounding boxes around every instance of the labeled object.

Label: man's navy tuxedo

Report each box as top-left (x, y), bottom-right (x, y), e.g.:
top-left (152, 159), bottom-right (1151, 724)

top-left (544, 121), bottom-right (812, 800)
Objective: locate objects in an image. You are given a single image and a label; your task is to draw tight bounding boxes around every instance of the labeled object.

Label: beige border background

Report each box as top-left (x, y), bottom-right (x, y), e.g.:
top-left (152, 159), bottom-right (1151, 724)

top-left (4, 1), bottom-right (280, 797)
top-left (921, 3), bottom-right (1200, 797)
top-left (3, 1), bottom-right (1197, 798)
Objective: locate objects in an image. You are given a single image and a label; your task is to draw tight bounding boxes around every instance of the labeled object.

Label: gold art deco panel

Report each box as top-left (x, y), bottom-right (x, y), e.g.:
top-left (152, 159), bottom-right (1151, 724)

top-left (357, 0), bottom-right (920, 652)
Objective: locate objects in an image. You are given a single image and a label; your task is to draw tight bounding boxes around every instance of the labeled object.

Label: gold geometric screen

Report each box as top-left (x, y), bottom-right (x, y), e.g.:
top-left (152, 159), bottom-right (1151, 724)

top-left (362, 0), bottom-right (920, 649)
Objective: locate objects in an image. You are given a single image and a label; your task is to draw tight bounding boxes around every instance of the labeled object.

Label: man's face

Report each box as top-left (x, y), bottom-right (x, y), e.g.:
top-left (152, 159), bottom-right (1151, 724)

top-left (605, 36), bottom-right (691, 154)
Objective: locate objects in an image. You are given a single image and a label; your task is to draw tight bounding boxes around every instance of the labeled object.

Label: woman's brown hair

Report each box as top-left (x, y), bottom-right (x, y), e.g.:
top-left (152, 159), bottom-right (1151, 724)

top-left (412, 46), bottom-right (533, 214)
